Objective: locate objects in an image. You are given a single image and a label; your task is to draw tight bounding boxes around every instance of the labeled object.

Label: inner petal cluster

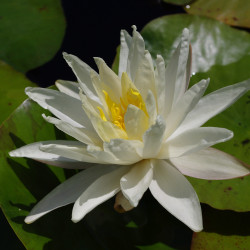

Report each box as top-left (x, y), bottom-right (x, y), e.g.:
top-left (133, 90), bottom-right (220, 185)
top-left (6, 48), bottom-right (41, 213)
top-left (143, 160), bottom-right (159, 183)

top-left (97, 72), bottom-right (148, 131)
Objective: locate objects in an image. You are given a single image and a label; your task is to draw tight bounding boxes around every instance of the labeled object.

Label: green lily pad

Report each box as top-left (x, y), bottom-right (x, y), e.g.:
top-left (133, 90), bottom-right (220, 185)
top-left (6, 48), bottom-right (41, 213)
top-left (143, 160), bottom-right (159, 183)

top-left (0, 61), bottom-right (36, 124)
top-left (0, 99), bottom-right (192, 249)
top-left (0, 0), bottom-right (65, 72)
top-left (185, 0), bottom-right (250, 28)
top-left (113, 14), bottom-right (250, 212)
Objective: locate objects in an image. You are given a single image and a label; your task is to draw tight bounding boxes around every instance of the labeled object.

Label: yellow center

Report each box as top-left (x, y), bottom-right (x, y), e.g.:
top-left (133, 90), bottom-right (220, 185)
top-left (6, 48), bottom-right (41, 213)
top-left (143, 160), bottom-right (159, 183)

top-left (97, 73), bottom-right (148, 130)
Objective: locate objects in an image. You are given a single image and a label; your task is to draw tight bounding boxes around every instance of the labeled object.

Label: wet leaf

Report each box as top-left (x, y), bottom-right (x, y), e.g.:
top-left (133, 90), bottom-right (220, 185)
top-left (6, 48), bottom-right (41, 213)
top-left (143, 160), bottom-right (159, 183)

top-left (163, 0), bottom-right (192, 6)
top-left (185, 0), bottom-right (250, 28)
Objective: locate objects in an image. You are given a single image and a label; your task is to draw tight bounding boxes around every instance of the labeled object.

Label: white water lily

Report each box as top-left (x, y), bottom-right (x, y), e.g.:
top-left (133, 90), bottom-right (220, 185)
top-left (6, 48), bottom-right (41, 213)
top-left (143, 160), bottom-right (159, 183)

top-left (10, 26), bottom-right (250, 232)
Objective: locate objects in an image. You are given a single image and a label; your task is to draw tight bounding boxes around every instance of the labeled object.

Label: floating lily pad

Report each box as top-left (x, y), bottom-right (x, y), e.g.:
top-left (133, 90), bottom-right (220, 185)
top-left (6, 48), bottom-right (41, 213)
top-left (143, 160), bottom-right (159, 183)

top-left (0, 61), bottom-right (36, 124)
top-left (0, 0), bottom-right (66, 72)
top-left (185, 0), bottom-right (250, 28)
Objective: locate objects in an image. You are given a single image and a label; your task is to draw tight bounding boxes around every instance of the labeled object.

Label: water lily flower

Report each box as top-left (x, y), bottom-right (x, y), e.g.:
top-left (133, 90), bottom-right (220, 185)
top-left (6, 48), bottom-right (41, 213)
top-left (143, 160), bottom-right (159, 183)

top-left (10, 26), bottom-right (250, 232)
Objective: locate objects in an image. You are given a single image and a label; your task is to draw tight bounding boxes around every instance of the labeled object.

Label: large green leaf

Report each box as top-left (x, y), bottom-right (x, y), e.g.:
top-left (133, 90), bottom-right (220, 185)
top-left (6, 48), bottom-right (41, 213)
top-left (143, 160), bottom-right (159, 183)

top-left (0, 61), bottom-right (36, 124)
top-left (0, 99), bottom-right (192, 249)
top-left (185, 0), bottom-right (250, 28)
top-left (113, 14), bottom-right (250, 212)
top-left (0, 0), bottom-right (66, 72)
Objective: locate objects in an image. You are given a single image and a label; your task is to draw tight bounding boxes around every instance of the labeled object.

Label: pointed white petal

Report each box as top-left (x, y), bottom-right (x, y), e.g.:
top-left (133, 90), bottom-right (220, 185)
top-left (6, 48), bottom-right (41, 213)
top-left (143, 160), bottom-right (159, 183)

top-left (134, 50), bottom-right (156, 100)
top-left (40, 142), bottom-right (106, 164)
top-left (175, 79), bottom-right (250, 135)
top-left (124, 104), bottom-right (149, 140)
top-left (159, 127), bottom-right (233, 159)
top-left (72, 165), bottom-right (130, 222)
top-left (25, 87), bottom-right (93, 129)
top-left (55, 80), bottom-right (80, 100)
top-left (164, 79), bottom-right (209, 139)
top-left (149, 159), bottom-right (203, 232)
top-left (94, 57), bottom-right (121, 102)
top-left (42, 114), bottom-right (102, 146)
top-left (145, 90), bottom-right (157, 127)
top-left (143, 116), bottom-right (166, 158)
top-left (155, 55), bottom-right (166, 117)
top-left (9, 141), bottom-right (86, 169)
top-left (126, 25), bottom-right (145, 81)
top-left (119, 29), bottom-right (132, 77)
top-left (164, 28), bottom-right (190, 116)
top-left (63, 52), bottom-right (100, 103)
top-left (25, 165), bottom-right (118, 223)
top-left (170, 147), bottom-right (250, 180)
top-left (104, 139), bottom-right (143, 164)
top-left (121, 160), bottom-right (153, 207)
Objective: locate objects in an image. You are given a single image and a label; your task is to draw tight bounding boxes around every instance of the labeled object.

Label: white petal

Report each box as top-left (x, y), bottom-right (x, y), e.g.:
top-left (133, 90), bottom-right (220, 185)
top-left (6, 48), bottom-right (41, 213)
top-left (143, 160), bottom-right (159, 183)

top-left (159, 127), bottom-right (233, 159)
top-left (114, 191), bottom-right (134, 212)
top-left (72, 165), bottom-right (130, 222)
top-left (149, 159), bottom-right (203, 232)
top-left (134, 50), bottom-right (156, 100)
top-left (42, 114), bottom-right (102, 146)
top-left (143, 116), bottom-right (166, 158)
top-left (145, 90), bottom-right (157, 127)
top-left (164, 79), bottom-right (209, 139)
top-left (120, 160), bottom-right (153, 207)
top-left (40, 141), bottom-right (106, 164)
top-left (170, 147), bottom-right (250, 180)
top-left (126, 25), bottom-right (145, 81)
top-left (86, 144), bottom-right (123, 164)
top-left (174, 79), bottom-right (250, 135)
top-left (124, 104), bottom-right (149, 140)
top-left (104, 139), bottom-right (143, 164)
top-left (55, 80), bottom-right (80, 100)
top-left (94, 57), bottom-right (121, 102)
top-left (63, 52), bottom-right (100, 103)
top-left (164, 28), bottom-right (190, 116)
top-left (25, 165), bottom-right (118, 223)
top-left (9, 141), bottom-right (86, 169)
top-left (119, 29), bottom-right (132, 77)
top-left (25, 87), bottom-right (93, 129)
top-left (155, 55), bottom-right (166, 117)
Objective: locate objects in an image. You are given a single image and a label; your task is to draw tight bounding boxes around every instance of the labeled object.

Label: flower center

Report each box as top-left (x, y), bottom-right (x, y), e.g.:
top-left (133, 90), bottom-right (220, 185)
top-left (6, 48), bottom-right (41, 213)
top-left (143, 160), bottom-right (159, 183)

top-left (97, 73), bottom-right (148, 130)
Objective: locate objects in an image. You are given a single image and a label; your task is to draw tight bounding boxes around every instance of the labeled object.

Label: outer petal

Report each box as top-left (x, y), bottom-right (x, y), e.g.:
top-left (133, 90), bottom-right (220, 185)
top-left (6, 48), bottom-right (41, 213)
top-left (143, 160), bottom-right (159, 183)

top-left (126, 25), bottom-right (145, 81)
top-left (114, 191), bottom-right (134, 213)
top-left (119, 29), bottom-right (132, 77)
top-left (9, 141), bottom-right (86, 169)
top-left (159, 127), bottom-right (233, 159)
top-left (103, 139), bottom-right (143, 164)
top-left (164, 79), bottom-right (209, 139)
top-left (145, 90), bottom-right (157, 127)
top-left (170, 147), bottom-right (250, 180)
top-left (55, 80), bottom-right (80, 100)
top-left (143, 116), bottom-right (166, 158)
top-left (25, 164), bottom-right (119, 223)
top-left (164, 28), bottom-right (190, 117)
top-left (42, 114), bottom-right (102, 146)
top-left (120, 160), bottom-right (153, 207)
top-left (72, 165), bottom-right (130, 222)
top-left (149, 159), bottom-right (203, 232)
top-left (63, 52), bottom-right (100, 103)
top-left (25, 87), bottom-right (93, 129)
top-left (40, 141), bottom-right (107, 164)
top-left (174, 79), bottom-right (250, 135)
